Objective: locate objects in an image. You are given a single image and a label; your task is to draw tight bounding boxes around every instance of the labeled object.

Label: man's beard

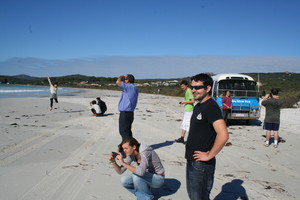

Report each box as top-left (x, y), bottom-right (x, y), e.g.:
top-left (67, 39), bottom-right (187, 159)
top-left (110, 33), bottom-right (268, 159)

top-left (193, 91), bottom-right (207, 102)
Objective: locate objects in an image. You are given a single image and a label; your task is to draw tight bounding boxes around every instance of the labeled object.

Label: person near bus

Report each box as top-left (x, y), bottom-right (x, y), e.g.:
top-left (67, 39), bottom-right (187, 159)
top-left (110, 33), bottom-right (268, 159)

top-left (185, 73), bottom-right (229, 200)
top-left (262, 88), bottom-right (283, 148)
top-left (175, 80), bottom-right (195, 143)
top-left (222, 90), bottom-right (232, 125)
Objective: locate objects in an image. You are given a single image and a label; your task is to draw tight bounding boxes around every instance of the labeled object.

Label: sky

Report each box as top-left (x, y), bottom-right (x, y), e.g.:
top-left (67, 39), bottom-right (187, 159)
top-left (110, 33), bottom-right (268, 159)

top-left (0, 0), bottom-right (299, 78)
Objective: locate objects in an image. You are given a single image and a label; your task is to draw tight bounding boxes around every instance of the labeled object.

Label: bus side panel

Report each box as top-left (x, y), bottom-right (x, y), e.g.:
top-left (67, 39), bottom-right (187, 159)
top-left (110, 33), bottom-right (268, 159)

top-left (213, 97), bottom-right (223, 109)
top-left (231, 97), bottom-right (260, 119)
top-left (231, 97), bottom-right (259, 110)
top-left (213, 97), bottom-right (260, 120)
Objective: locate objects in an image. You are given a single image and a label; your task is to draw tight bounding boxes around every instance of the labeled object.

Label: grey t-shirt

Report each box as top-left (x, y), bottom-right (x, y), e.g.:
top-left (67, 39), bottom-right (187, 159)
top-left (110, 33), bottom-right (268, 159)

top-left (262, 98), bottom-right (283, 124)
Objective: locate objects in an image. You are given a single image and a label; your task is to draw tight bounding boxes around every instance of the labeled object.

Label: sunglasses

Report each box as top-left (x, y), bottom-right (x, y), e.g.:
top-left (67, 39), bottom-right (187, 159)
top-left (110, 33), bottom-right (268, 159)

top-left (190, 85), bottom-right (206, 90)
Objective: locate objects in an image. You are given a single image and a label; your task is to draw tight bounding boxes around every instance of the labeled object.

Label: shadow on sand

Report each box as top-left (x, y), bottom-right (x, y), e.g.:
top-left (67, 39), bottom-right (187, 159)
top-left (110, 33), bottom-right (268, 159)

top-left (151, 141), bottom-right (174, 150)
top-left (214, 179), bottom-right (248, 200)
top-left (228, 119), bottom-right (262, 126)
top-left (152, 178), bottom-right (181, 199)
top-left (96, 113), bottom-right (114, 117)
top-left (60, 109), bottom-right (85, 113)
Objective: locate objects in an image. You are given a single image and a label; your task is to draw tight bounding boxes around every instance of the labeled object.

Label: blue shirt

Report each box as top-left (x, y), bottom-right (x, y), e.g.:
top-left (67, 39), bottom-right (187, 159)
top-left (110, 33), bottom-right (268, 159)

top-left (118, 82), bottom-right (138, 112)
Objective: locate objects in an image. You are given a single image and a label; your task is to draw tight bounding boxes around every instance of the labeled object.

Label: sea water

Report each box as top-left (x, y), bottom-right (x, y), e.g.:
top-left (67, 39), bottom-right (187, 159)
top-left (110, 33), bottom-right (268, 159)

top-left (0, 85), bottom-right (81, 98)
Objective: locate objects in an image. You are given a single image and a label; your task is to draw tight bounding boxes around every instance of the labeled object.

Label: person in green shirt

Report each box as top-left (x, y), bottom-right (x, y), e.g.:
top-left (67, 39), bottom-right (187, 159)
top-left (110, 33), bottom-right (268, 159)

top-left (175, 80), bottom-right (195, 143)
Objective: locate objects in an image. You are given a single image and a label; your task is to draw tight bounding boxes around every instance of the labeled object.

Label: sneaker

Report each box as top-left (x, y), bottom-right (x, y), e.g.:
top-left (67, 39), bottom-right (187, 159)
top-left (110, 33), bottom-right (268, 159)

top-left (50, 107), bottom-right (52, 111)
top-left (264, 143), bottom-right (269, 147)
top-left (175, 137), bottom-right (184, 143)
top-left (273, 144), bottom-right (278, 148)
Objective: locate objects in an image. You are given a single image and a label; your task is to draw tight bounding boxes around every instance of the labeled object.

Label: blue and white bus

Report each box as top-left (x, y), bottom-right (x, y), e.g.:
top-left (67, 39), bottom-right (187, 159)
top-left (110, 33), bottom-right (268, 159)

top-left (211, 73), bottom-right (260, 121)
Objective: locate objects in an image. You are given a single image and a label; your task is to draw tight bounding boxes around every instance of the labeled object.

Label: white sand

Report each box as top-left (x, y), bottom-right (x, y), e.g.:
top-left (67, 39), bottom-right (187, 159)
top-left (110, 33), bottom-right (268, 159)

top-left (0, 88), bottom-right (299, 200)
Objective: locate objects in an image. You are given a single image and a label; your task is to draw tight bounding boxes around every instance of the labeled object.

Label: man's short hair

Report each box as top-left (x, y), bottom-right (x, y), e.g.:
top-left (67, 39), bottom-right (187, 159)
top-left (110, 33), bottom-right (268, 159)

top-left (191, 73), bottom-right (213, 87)
top-left (126, 74), bottom-right (135, 83)
top-left (180, 80), bottom-right (189, 86)
top-left (96, 97), bottom-right (101, 101)
top-left (271, 88), bottom-right (279, 95)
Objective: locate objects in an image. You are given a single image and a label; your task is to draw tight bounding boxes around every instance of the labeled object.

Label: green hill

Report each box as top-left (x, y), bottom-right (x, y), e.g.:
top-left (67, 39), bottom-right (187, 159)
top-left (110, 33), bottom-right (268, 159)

top-left (1, 73), bottom-right (299, 108)
top-left (246, 72), bottom-right (300, 108)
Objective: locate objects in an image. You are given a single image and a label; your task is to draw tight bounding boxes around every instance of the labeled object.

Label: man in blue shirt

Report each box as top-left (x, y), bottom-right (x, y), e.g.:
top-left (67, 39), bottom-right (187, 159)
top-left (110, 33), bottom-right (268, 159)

top-left (116, 74), bottom-right (138, 139)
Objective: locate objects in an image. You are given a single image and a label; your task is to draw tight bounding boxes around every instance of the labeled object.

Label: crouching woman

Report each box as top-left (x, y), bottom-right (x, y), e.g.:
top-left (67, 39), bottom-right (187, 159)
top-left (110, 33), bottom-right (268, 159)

top-left (108, 137), bottom-right (165, 200)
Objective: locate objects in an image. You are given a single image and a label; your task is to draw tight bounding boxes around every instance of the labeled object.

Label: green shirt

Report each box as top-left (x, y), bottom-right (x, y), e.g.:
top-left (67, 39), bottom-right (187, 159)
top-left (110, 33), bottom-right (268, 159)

top-left (184, 88), bottom-right (194, 112)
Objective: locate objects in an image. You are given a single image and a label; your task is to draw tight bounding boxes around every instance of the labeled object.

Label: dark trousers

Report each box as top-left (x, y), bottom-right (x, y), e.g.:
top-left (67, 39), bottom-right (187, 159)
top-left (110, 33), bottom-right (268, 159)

top-left (222, 109), bottom-right (231, 124)
top-left (91, 108), bottom-right (98, 115)
top-left (50, 98), bottom-right (58, 108)
top-left (119, 111), bottom-right (134, 139)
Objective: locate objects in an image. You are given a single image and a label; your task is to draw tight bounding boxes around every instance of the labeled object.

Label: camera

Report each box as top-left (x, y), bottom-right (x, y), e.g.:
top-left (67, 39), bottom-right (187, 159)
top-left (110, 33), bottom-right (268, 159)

top-left (112, 151), bottom-right (126, 158)
top-left (112, 152), bottom-right (118, 158)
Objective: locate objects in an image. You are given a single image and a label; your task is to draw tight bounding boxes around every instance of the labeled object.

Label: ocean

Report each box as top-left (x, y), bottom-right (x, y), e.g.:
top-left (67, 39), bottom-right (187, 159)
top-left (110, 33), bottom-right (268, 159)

top-left (0, 84), bottom-right (81, 98)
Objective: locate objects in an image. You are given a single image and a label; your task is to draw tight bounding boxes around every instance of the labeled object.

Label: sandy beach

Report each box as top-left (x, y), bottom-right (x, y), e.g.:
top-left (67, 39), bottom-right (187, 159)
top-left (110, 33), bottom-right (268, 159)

top-left (0, 88), bottom-right (299, 200)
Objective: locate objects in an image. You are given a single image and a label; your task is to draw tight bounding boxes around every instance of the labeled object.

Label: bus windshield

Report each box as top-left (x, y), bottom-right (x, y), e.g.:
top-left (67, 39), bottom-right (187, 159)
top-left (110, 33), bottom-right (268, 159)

top-left (219, 80), bottom-right (257, 91)
top-left (217, 80), bottom-right (258, 97)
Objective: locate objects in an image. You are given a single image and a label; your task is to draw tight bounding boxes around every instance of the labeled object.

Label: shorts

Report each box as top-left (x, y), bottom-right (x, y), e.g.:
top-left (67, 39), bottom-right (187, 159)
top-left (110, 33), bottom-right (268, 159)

top-left (181, 111), bottom-right (193, 132)
top-left (50, 93), bottom-right (57, 99)
top-left (263, 122), bottom-right (280, 131)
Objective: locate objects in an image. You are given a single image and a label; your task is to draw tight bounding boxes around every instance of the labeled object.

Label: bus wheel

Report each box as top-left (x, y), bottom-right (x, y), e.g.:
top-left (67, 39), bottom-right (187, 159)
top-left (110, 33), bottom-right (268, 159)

top-left (246, 120), bottom-right (250, 125)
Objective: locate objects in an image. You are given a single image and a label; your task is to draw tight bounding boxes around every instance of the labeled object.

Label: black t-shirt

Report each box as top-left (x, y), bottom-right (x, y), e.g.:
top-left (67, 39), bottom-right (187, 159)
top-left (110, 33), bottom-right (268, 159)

top-left (185, 98), bottom-right (223, 161)
top-left (98, 100), bottom-right (107, 113)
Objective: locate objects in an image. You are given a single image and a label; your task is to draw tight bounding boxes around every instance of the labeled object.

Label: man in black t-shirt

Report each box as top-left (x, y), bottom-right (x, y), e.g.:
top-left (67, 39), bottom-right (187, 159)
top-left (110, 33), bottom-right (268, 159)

top-left (185, 73), bottom-right (229, 200)
top-left (96, 97), bottom-right (107, 115)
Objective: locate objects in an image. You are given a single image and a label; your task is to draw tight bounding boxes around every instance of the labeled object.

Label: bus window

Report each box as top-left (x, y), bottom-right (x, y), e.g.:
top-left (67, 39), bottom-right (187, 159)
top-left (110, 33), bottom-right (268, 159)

top-left (218, 80), bottom-right (258, 98)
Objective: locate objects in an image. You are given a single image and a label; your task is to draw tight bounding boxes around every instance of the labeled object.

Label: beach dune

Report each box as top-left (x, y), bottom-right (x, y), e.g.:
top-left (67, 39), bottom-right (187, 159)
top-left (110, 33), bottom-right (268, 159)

top-left (0, 89), bottom-right (299, 199)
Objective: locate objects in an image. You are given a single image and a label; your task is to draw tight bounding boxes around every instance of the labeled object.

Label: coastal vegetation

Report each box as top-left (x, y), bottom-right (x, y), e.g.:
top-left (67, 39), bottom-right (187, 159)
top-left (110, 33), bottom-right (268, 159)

top-left (0, 72), bottom-right (299, 108)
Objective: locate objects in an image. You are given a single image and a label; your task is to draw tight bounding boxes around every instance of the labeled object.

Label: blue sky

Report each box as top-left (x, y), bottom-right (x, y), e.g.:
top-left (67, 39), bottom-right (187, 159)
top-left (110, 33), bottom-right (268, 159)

top-left (1, 0), bottom-right (299, 78)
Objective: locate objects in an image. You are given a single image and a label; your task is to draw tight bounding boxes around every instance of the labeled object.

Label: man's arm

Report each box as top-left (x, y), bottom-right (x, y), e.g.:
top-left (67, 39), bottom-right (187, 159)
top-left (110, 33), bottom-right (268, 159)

top-left (222, 102), bottom-right (230, 109)
top-left (180, 98), bottom-right (195, 105)
top-left (193, 119), bottom-right (229, 161)
top-left (262, 94), bottom-right (270, 102)
top-left (48, 77), bottom-right (52, 86)
top-left (222, 97), bottom-right (231, 108)
top-left (116, 75), bottom-right (125, 87)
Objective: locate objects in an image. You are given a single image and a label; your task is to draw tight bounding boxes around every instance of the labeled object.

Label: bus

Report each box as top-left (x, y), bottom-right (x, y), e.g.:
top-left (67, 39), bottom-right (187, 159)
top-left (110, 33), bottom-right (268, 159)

top-left (211, 73), bottom-right (260, 122)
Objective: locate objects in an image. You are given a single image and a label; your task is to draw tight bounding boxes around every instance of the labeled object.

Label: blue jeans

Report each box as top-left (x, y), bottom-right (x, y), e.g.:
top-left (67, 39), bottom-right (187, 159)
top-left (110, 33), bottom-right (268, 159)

top-left (121, 173), bottom-right (164, 200)
top-left (186, 159), bottom-right (216, 200)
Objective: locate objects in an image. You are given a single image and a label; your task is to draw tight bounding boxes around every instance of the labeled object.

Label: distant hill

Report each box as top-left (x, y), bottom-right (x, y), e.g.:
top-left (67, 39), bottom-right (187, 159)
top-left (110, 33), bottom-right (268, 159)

top-left (0, 73), bottom-right (299, 108)
top-left (13, 74), bottom-right (38, 80)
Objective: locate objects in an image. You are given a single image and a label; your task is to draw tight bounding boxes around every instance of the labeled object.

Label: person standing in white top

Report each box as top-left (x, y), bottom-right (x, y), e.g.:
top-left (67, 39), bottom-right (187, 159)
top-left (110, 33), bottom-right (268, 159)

top-left (48, 77), bottom-right (58, 111)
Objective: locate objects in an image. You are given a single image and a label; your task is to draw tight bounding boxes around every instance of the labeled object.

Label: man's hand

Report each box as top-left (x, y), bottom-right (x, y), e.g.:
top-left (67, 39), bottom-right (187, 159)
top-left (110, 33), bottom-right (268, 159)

top-left (116, 75), bottom-right (125, 86)
top-left (193, 151), bottom-right (211, 162)
top-left (108, 152), bottom-right (116, 163)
